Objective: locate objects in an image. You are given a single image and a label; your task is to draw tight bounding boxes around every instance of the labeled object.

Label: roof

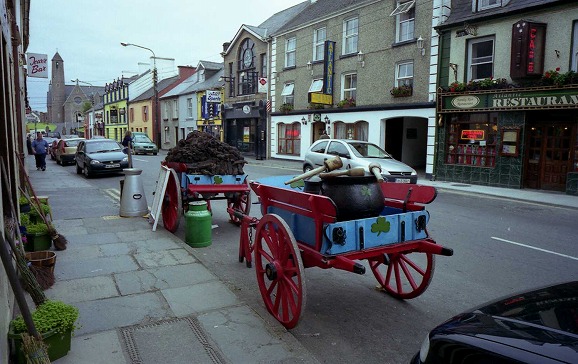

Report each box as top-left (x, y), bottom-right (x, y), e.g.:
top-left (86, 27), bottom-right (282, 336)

top-left (161, 73), bottom-right (199, 98)
top-left (438, 0), bottom-right (573, 29)
top-left (132, 75), bottom-right (179, 102)
top-left (273, 0), bottom-right (374, 35)
top-left (181, 69), bottom-right (224, 94)
top-left (198, 61), bottom-right (222, 71)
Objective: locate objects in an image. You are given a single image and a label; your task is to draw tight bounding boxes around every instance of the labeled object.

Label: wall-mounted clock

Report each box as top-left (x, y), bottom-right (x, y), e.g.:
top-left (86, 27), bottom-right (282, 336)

top-left (243, 48), bottom-right (253, 68)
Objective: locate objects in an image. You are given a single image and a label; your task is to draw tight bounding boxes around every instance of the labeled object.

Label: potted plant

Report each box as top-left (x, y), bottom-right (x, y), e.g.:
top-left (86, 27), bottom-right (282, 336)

top-left (19, 196), bottom-right (31, 213)
top-left (28, 202), bottom-right (51, 224)
top-left (279, 103), bottom-right (294, 113)
top-left (336, 97), bottom-right (356, 108)
top-left (24, 222), bottom-right (52, 252)
top-left (308, 102), bottom-right (325, 110)
top-left (390, 85), bottom-right (413, 97)
top-left (9, 300), bottom-right (79, 363)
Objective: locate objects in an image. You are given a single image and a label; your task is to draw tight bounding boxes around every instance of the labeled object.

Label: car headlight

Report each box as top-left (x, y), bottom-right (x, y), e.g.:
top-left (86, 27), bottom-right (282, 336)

top-left (90, 159), bottom-right (102, 165)
top-left (419, 334), bottom-right (430, 363)
top-left (122, 157), bottom-right (128, 162)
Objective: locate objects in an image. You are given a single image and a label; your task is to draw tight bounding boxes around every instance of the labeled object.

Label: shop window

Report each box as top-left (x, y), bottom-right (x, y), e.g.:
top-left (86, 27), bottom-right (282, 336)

top-left (278, 122), bottom-right (301, 156)
top-left (333, 121), bottom-right (368, 140)
top-left (446, 113), bottom-right (498, 167)
top-left (343, 17), bottom-right (358, 55)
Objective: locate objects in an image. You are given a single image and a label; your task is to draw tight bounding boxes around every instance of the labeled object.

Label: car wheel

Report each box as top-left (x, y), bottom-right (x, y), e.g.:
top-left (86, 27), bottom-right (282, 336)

top-left (76, 163), bottom-right (82, 174)
top-left (303, 164), bottom-right (313, 173)
top-left (83, 164), bottom-right (92, 178)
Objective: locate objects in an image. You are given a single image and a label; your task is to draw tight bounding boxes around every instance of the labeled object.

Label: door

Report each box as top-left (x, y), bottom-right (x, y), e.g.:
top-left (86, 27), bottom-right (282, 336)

top-left (524, 124), bottom-right (573, 191)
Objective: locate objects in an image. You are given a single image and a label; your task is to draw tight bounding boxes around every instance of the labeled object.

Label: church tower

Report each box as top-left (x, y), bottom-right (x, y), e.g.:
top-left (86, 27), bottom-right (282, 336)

top-left (49, 52), bottom-right (66, 123)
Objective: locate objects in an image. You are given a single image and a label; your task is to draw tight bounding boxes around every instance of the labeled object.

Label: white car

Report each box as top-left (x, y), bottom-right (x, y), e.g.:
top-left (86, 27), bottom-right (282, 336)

top-left (303, 139), bottom-right (418, 183)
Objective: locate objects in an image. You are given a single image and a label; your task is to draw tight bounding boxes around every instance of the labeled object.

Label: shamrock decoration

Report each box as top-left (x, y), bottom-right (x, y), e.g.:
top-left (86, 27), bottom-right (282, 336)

top-left (371, 216), bottom-right (391, 236)
top-left (290, 179), bottom-right (305, 189)
top-left (213, 176), bottom-right (223, 184)
top-left (361, 185), bottom-right (372, 198)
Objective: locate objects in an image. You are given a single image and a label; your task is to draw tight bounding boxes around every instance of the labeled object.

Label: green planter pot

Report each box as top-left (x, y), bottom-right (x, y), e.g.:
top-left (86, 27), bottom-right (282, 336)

top-left (9, 326), bottom-right (72, 363)
top-left (25, 233), bottom-right (52, 252)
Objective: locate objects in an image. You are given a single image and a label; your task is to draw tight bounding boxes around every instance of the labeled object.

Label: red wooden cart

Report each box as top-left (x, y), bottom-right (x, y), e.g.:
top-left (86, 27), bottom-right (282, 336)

top-left (227, 172), bottom-right (453, 329)
top-left (160, 161), bottom-right (251, 232)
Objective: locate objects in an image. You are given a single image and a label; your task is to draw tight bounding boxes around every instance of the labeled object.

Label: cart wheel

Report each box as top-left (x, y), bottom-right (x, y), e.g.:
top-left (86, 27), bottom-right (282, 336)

top-left (369, 252), bottom-right (435, 299)
top-left (254, 214), bottom-right (306, 329)
top-left (228, 191), bottom-right (251, 226)
top-left (161, 169), bottom-right (182, 233)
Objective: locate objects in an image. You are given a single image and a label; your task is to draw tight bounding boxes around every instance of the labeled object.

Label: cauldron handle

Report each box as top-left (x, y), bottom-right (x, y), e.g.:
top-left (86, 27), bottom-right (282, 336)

top-left (368, 162), bottom-right (384, 182)
top-left (284, 156), bottom-right (343, 185)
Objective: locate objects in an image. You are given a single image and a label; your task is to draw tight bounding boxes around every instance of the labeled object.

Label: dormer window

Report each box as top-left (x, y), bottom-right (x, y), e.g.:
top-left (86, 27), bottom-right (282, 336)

top-left (475, 0), bottom-right (503, 11)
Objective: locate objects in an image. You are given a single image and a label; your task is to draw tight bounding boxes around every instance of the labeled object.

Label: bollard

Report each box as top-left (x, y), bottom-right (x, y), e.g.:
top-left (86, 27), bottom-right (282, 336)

top-left (185, 201), bottom-right (212, 247)
top-left (119, 168), bottom-right (149, 217)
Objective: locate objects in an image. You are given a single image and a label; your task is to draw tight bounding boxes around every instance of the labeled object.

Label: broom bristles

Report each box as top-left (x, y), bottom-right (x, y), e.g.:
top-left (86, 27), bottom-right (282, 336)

top-left (48, 226), bottom-right (67, 250)
top-left (21, 332), bottom-right (51, 364)
top-left (28, 265), bottom-right (55, 290)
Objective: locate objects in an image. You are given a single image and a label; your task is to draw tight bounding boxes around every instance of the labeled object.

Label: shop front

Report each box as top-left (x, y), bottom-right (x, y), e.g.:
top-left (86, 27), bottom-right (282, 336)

top-left (436, 87), bottom-right (578, 195)
top-left (221, 101), bottom-right (266, 159)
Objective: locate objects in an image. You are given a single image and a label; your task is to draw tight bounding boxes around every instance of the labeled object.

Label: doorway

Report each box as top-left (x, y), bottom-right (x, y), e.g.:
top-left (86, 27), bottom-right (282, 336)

top-left (524, 124), bottom-right (574, 191)
top-left (385, 118), bottom-right (403, 161)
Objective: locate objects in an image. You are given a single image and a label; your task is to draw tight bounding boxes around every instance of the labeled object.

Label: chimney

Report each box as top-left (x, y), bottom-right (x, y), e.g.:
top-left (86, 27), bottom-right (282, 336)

top-left (222, 42), bottom-right (231, 53)
top-left (177, 66), bottom-right (196, 79)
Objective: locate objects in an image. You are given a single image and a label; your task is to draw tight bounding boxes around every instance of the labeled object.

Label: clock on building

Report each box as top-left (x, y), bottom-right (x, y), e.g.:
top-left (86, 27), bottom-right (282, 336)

top-left (243, 48), bottom-right (253, 68)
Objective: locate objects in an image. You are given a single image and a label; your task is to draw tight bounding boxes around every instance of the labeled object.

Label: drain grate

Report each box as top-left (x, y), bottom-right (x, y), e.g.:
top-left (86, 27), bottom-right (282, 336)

top-left (120, 316), bottom-right (228, 364)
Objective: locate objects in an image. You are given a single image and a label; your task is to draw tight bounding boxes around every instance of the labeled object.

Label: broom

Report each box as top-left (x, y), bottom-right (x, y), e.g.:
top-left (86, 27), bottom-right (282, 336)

top-left (21, 332), bottom-right (51, 364)
top-left (18, 157), bottom-right (68, 250)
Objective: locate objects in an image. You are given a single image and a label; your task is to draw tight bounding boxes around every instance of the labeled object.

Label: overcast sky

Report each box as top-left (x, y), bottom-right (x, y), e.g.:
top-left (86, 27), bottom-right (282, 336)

top-left (26, 0), bottom-right (304, 112)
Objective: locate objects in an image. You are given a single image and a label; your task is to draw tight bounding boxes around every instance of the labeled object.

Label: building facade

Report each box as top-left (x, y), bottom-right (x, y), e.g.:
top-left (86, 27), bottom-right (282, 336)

top-left (268, 0), bottom-right (438, 177)
top-left (435, 0), bottom-right (578, 195)
top-left (103, 78), bottom-right (131, 142)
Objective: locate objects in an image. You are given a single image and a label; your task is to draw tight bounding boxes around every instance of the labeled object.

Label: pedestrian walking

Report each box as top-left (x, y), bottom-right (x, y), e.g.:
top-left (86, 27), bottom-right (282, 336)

top-left (26, 134), bottom-right (33, 155)
top-left (122, 130), bottom-right (133, 168)
top-left (31, 132), bottom-right (49, 171)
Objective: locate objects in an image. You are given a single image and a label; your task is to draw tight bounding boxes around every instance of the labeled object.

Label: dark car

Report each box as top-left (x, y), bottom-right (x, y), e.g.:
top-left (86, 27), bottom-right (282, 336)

top-left (413, 281), bottom-right (578, 364)
top-left (75, 139), bottom-right (129, 178)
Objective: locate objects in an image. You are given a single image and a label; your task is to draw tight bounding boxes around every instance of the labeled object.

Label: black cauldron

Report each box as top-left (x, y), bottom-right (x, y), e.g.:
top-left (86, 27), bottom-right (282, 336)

top-left (312, 175), bottom-right (384, 221)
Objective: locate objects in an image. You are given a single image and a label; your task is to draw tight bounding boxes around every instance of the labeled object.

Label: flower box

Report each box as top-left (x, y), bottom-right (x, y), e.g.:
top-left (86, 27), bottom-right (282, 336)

top-left (390, 86), bottom-right (413, 98)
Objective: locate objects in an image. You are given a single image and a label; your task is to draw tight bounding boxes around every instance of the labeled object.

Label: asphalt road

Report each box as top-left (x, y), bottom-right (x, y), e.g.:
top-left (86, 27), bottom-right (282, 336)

top-left (54, 152), bottom-right (578, 364)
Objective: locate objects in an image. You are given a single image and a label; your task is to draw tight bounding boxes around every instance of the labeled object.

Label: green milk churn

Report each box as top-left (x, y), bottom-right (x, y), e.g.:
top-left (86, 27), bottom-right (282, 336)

top-left (185, 201), bottom-right (212, 248)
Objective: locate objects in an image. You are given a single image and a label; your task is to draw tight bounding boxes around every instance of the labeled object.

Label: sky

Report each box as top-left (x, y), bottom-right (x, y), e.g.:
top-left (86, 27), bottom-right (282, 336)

top-left (26, 0), bottom-right (305, 112)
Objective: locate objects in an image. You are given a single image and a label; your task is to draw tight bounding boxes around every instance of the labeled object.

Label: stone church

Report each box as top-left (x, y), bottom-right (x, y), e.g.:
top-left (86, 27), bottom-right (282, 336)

top-left (47, 52), bottom-right (104, 134)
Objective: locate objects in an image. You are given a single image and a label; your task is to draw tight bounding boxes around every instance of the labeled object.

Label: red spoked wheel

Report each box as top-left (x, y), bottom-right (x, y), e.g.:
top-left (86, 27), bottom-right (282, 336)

top-left (254, 214), bottom-right (306, 329)
top-left (161, 169), bottom-right (182, 233)
top-left (369, 251), bottom-right (435, 299)
top-left (228, 192), bottom-right (251, 226)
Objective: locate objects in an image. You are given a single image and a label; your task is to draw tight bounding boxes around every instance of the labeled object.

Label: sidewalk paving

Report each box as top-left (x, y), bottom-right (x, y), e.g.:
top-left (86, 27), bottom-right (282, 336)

top-left (24, 155), bottom-right (319, 364)
top-left (21, 153), bottom-right (577, 363)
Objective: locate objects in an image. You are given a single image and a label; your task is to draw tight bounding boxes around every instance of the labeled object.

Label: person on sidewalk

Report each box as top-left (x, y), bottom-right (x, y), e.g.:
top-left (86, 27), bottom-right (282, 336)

top-left (26, 134), bottom-right (33, 155)
top-left (31, 132), bottom-right (49, 171)
top-left (122, 130), bottom-right (133, 168)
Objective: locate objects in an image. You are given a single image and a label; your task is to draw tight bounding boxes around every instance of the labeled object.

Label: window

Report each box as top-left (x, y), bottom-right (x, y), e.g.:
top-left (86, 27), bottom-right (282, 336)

top-left (343, 18), bottom-right (358, 55)
top-left (309, 79), bottom-right (324, 93)
top-left (143, 106), bottom-right (148, 122)
top-left (163, 102), bottom-right (169, 120)
top-left (445, 113), bottom-right (498, 167)
top-left (572, 21), bottom-right (578, 72)
top-left (187, 98), bottom-right (193, 118)
top-left (260, 53), bottom-right (267, 77)
top-left (129, 107), bottom-right (134, 123)
top-left (172, 100), bottom-right (178, 118)
top-left (285, 37), bottom-right (296, 68)
top-left (277, 122), bottom-right (301, 155)
top-left (396, 61), bottom-right (414, 87)
top-left (342, 73), bottom-right (357, 100)
top-left (477, 0), bottom-right (501, 11)
top-left (333, 121), bottom-right (368, 140)
top-left (392, 1), bottom-right (415, 43)
top-left (313, 27), bottom-right (326, 61)
top-left (468, 36), bottom-right (494, 81)
top-left (281, 82), bottom-right (294, 105)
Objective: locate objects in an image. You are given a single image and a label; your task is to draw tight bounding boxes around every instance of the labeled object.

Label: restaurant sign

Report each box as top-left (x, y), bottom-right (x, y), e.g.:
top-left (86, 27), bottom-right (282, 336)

top-left (439, 87), bottom-right (578, 112)
top-left (461, 130), bottom-right (485, 140)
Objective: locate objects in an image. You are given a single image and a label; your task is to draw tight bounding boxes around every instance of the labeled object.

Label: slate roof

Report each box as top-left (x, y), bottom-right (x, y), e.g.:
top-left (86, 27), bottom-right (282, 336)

top-left (439, 0), bottom-right (573, 29)
top-left (181, 69), bottom-right (224, 94)
top-left (198, 60), bottom-right (223, 71)
top-left (161, 73), bottom-right (198, 99)
top-left (257, 1), bottom-right (310, 37)
top-left (273, 0), bottom-right (374, 35)
top-left (132, 75), bottom-right (179, 102)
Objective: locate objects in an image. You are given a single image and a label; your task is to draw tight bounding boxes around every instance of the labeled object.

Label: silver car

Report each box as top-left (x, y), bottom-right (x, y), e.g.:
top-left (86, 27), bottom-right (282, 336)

top-left (303, 139), bottom-right (418, 183)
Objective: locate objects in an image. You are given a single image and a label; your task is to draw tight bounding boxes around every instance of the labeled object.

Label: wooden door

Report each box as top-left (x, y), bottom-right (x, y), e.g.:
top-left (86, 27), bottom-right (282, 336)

top-left (524, 124), bottom-right (572, 191)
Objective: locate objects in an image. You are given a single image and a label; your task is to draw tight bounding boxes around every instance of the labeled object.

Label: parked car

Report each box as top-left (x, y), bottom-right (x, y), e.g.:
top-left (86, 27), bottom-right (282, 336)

top-left (55, 137), bottom-right (84, 165)
top-left (131, 132), bottom-right (158, 155)
top-left (75, 138), bottom-right (129, 178)
top-left (46, 131), bottom-right (61, 139)
top-left (303, 139), bottom-right (418, 183)
top-left (412, 281), bottom-right (578, 364)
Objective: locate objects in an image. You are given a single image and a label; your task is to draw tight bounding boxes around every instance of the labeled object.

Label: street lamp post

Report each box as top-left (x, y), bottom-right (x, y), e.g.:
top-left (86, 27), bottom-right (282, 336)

top-left (120, 42), bottom-right (160, 148)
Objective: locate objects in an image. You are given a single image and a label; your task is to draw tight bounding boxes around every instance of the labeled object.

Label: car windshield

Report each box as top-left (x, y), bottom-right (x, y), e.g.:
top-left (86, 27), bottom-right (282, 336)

top-left (86, 141), bottom-right (121, 153)
top-left (134, 135), bottom-right (152, 143)
top-left (65, 139), bottom-right (82, 147)
top-left (347, 142), bottom-right (392, 159)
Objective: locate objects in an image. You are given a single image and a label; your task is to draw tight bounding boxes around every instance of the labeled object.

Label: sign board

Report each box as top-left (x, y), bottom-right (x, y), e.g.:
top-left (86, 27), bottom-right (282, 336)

top-left (258, 77), bottom-right (268, 93)
top-left (26, 53), bottom-right (48, 78)
top-left (309, 92), bottom-right (333, 105)
top-left (323, 41), bottom-right (336, 95)
top-left (150, 165), bottom-right (172, 231)
top-left (206, 90), bottom-right (221, 103)
top-left (460, 130), bottom-right (485, 140)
